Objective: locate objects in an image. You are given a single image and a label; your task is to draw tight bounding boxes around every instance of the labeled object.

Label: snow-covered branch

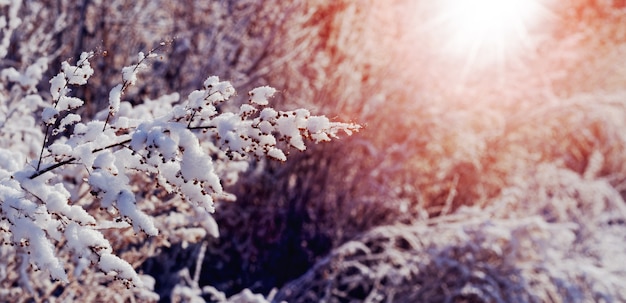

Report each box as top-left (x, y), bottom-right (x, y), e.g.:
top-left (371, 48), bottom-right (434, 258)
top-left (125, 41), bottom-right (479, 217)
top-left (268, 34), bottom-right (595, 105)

top-left (0, 48), bottom-right (359, 295)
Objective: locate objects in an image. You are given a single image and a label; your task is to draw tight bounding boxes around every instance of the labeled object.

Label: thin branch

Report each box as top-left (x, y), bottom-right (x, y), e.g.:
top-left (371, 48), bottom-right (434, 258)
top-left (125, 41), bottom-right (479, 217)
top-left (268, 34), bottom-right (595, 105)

top-left (187, 125), bottom-right (217, 131)
top-left (30, 138), bottom-right (131, 179)
top-left (36, 125), bottom-right (51, 171)
top-left (187, 110), bottom-right (198, 128)
top-left (30, 157), bottom-right (76, 180)
top-left (103, 42), bottom-right (170, 131)
top-left (102, 113), bottom-right (113, 131)
top-left (193, 240), bottom-right (208, 288)
top-left (37, 53), bottom-right (95, 171)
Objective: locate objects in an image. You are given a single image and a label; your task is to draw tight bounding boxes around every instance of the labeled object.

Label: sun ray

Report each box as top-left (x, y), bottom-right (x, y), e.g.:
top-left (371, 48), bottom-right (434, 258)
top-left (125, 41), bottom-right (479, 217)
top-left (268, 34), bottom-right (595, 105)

top-left (424, 0), bottom-right (554, 72)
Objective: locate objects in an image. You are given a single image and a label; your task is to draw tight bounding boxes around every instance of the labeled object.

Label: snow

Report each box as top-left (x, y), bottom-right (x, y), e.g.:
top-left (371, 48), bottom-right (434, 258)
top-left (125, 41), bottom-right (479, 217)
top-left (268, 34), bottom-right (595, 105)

top-left (187, 90), bottom-right (207, 109)
top-left (98, 254), bottom-right (143, 287)
top-left (57, 113), bottom-right (81, 132)
top-left (121, 66), bottom-right (139, 86)
top-left (228, 289), bottom-right (269, 303)
top-left (0, 40), bottom-right (359, 293)
top-left (93, 152), bottom-right (118, 174)
top-left (121, 53), bottom-right (147, 86)
top-left (108, 84), bottom-right (123, 114)
top-left (248, 86), bottom-right (276, 105)
top-left (73, 143), bottom-right (96, 168)
top-left (71, 120), bottom-right (110, 144)
top-left (11, 217), bottom-right (68, 282)
top-left (41, 107), bottom-right (58, 125)
top-left (1, 58), bottom-right (47, 90)
top-left (61, 52), bottom-right (94, 85)
top-left (117, 190), bottom-right (158, 236)
top-left (267, 148), bottom-right (286, 161)
top-left (256, 120), bottom-right (274, 134)
top-left (180, 149), bottom-right (216, 184)
top-left (64, 222), bottom-right (112, 258)
top-left (203, 76), bottom-right (220, 89)
top-left (306, 116), bottom-right (331, 133)
top-left (0, 148), bottom-right (22, 179)
top-left (48, 73), bottom-right (67, 100)
top-left (56, 96), bottom-right (84, 110)
top-left (239, 103), bottom-right (257, 117)
top-left (276, 114), bottom-right (306, 150)
top-left (259, 107), bottom-right (278, 120)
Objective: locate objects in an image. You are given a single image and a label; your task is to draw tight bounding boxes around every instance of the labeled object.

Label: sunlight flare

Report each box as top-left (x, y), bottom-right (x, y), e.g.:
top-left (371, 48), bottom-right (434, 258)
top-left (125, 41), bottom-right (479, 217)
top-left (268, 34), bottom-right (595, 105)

top-left (432, 0), bottom-right (551, 69)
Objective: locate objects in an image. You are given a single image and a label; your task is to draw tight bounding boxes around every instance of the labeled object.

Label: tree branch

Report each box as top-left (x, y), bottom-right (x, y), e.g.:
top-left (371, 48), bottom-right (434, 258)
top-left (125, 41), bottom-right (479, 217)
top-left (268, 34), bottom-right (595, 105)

top-left (29, 138), bottom-right (131, 179)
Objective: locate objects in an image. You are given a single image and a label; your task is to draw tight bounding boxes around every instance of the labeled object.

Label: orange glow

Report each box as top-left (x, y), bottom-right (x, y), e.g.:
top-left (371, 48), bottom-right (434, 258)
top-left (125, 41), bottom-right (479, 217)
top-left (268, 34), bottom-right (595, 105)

top-left (431, 0), bottom-right (551, 69)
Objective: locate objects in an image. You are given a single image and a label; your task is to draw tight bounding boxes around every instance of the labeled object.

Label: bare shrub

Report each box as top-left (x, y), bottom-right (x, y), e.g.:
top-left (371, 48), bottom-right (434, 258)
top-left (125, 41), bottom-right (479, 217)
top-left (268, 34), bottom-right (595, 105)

top-left (275, 165), bottom-right (626, 302)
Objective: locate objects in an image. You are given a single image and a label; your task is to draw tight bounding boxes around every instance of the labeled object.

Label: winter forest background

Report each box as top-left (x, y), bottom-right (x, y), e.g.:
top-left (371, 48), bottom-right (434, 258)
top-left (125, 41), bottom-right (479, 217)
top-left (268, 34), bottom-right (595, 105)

top-left (2, 0), bottom-right (626, 302)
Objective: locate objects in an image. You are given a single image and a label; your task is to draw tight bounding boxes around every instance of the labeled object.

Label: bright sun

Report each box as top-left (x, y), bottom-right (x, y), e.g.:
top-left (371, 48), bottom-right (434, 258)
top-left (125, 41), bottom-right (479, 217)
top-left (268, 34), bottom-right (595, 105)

top-left (430, 0), bottom-right (551, 70)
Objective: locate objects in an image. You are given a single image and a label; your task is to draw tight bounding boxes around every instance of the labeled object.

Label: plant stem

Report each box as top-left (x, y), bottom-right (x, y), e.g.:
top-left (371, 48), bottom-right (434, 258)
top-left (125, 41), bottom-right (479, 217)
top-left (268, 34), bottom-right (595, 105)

top-left (29, 138), bottom-right (131, 179)
top-left (36, 125), bottom-right (51, 171)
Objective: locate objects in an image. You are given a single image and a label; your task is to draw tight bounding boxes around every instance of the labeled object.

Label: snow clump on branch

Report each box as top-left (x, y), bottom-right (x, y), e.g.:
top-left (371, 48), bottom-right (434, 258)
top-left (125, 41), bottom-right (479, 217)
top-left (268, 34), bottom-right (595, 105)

top-left (0, 47), bottom-right (360, 294)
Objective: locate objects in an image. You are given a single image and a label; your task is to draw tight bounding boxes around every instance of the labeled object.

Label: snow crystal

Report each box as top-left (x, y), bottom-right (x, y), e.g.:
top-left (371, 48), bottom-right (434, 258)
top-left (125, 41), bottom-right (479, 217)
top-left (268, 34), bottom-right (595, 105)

top-left (248, 86), bottom-right (276, 105)
top-left (58, 113), bottom-right (81, 130)
top-left (12, 217), bottom-right (68, 282)
top-left (87, 171), bottom-right (120, 209)
top-left (98, 254), bottom-right (143, 287)
top-left (180, 150), bottom-right (215, 183)
top-left (41, 107), bottom-right (58, 125)
top-left (18, 176), bottom-right (97, 226)
top-left (93, 151), bottom-right (116, 172)
top-left (108, 84), bottom-right (123, 114)
top-left (267, 148), bottom-right (286, 161)
top-left (130, 124), bottom-right (149, 151)
top-left (0, 182), bottom-right (38, 216)
top-left (180, 181), bottom-right (215, 213)
top-left (122, 67), bottom-right (138, 86)
top-left (256, 121), bottom-right (273, 134)
top-left (117, 190), bottom-right (158, 236)
top-left (73, 144), bottom-right (96, 168)
top-left (306, 116), bottom-right (331, 133)
top-left (121, 57), bottom-right (147, 86)
top-left (139, 274), bottom-right (156, 290)
top-left (229, 289), bottom-right (269, 303)
top-left (74, 257), bottom-right (89, 278)
top-left (149, 129), bottom-right (178, 161)
top-left (276, 115), bottom-right (305, 150)
top-left (203, 76), bottom-right (220, 89)
top-left (187, 90), bottom-right (207, 109)
top-left (70, 120), bottom-right (111, 145)
top-left (213, 112), bottom-right (238, 138)
top-left (310, 132), bottom-right (331, 142)
top-left (61, 52), bottom-right (94, 85)
top-left (257, 134), bottom-right (277, 148)
top-left (239, 104), bottom-right (256, 117)
top-left (0, 148), bottom-right (22, 178)
top-left (64, 222), bottom-right (112, 258)
top-left (213, 80), bottom-right (235, 100)
top-left (49, 73), bottom-right (67, 100)
top-left (259, 107), bottom-right (278, 120)
top-left (56, 96), bottom-right (84, 110)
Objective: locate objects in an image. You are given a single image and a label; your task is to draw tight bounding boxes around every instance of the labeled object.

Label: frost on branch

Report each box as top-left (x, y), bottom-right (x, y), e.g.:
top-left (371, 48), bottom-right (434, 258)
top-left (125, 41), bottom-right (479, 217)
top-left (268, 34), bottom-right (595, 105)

top-left (108, 51), bottom-right (152, 118)
top-left (0, 49), bottom-right (359, 294)
top-left (183, 77), bottom-right (359, 162)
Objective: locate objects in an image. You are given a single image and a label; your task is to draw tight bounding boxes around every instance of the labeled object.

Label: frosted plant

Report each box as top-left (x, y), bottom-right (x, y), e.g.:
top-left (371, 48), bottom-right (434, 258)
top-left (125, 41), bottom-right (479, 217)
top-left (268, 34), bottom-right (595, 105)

top-left (0, 45), bottom-right (359, 299)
